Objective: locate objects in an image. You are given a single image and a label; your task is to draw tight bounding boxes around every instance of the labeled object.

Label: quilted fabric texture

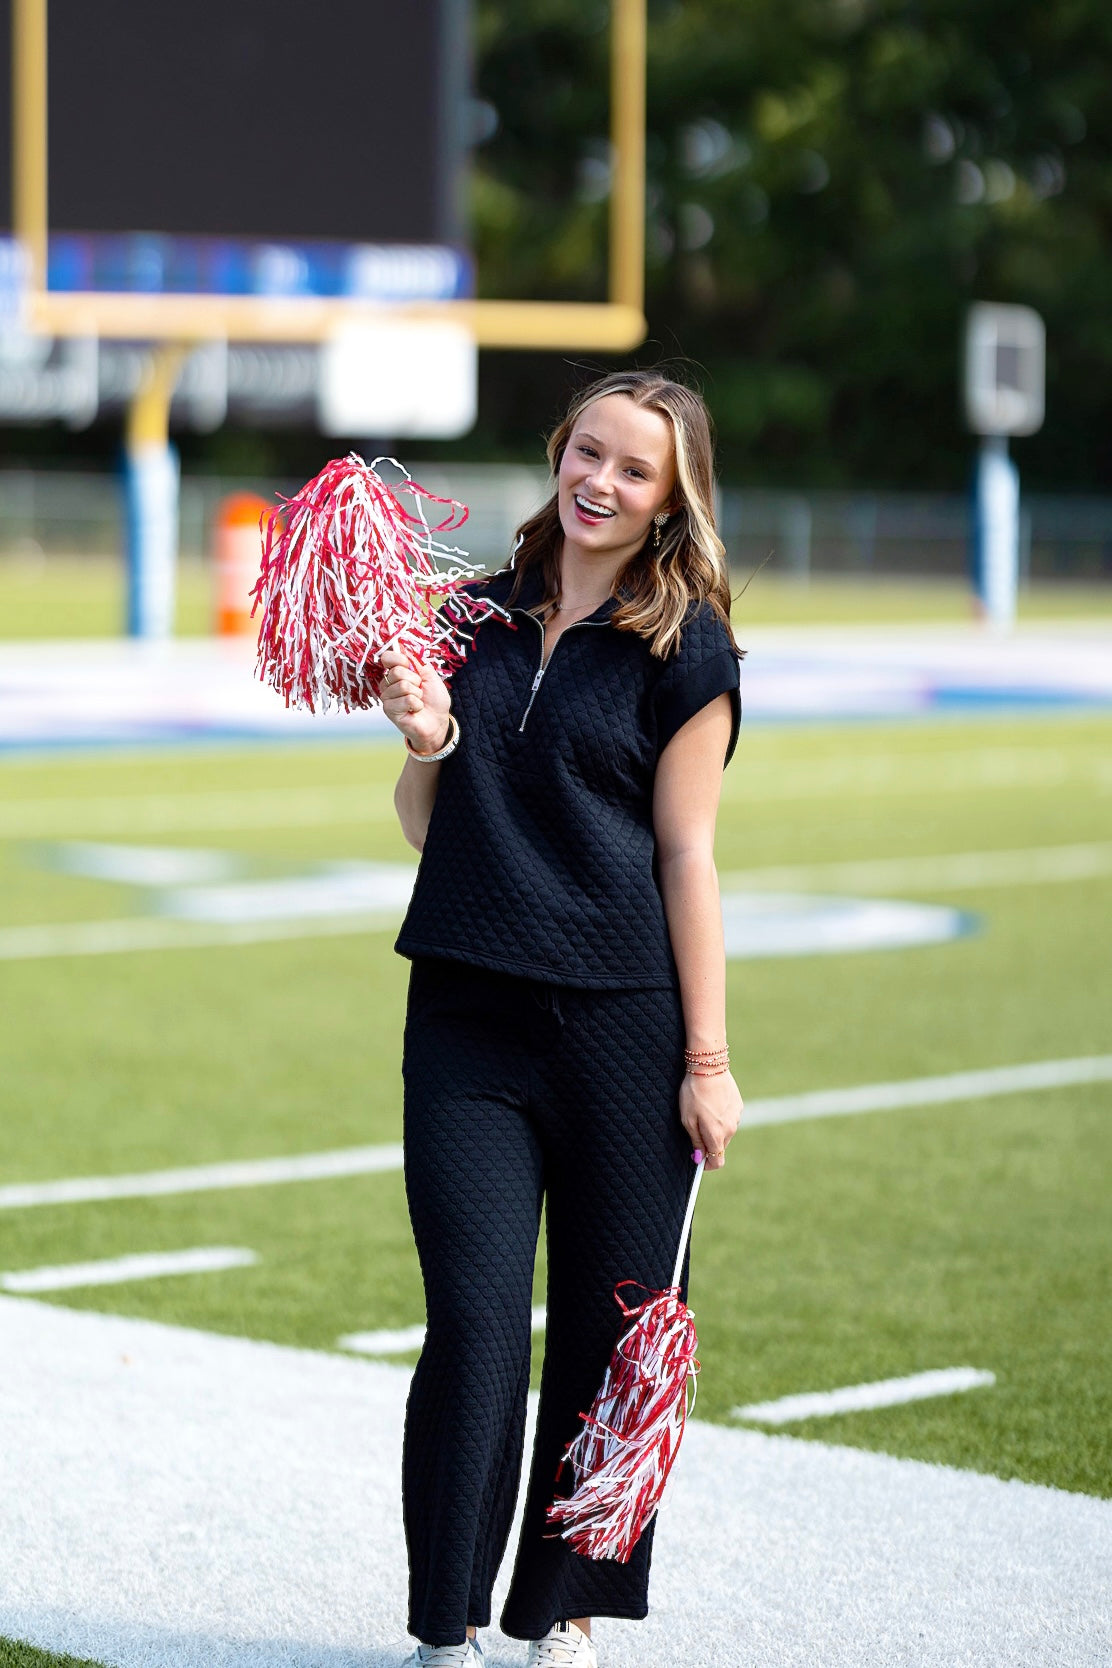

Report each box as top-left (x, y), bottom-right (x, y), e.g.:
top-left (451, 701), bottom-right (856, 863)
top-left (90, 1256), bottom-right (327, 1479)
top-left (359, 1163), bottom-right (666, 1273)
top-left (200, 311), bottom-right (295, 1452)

top-left (394, 564), bottom-right (743, 990)
top-left (401, 957), bottom-right (694, 1646)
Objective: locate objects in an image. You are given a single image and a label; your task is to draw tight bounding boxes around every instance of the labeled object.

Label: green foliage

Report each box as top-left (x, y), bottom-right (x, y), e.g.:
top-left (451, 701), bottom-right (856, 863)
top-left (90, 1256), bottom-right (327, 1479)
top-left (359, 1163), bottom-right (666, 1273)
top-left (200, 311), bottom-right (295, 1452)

top-left (472, 0), bottom-right (1112, 488)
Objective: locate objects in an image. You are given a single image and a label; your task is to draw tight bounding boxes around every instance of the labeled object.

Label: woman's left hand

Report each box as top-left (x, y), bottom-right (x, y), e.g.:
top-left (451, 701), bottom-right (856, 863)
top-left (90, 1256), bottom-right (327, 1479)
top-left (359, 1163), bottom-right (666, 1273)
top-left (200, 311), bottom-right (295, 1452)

top-left (679, 1070), bottom-right (743, 1172)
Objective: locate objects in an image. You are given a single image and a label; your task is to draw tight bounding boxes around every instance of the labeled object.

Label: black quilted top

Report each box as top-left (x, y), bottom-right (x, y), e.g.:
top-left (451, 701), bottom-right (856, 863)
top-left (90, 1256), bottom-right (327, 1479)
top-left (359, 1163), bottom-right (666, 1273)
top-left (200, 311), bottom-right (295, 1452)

top-left (393, 562), bottom-right (743, 989)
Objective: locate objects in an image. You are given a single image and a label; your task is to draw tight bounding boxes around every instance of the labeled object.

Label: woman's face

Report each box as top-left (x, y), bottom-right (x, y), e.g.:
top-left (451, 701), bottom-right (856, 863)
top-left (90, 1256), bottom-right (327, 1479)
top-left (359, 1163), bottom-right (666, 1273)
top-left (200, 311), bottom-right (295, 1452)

top-left (556, 393), bottom-right (677, 565)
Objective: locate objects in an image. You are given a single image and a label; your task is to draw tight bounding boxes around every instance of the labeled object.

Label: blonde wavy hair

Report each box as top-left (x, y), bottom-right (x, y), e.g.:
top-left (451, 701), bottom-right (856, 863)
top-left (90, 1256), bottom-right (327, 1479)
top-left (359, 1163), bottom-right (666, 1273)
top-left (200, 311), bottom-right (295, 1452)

top-left (500, 370), bottom-right (739, 660)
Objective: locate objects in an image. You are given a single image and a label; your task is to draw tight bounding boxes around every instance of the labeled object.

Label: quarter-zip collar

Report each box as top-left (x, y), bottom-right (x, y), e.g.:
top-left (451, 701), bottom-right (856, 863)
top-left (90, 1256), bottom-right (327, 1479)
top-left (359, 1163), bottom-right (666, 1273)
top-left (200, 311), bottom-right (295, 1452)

top-left (485, 561), bottom-right (624, 624)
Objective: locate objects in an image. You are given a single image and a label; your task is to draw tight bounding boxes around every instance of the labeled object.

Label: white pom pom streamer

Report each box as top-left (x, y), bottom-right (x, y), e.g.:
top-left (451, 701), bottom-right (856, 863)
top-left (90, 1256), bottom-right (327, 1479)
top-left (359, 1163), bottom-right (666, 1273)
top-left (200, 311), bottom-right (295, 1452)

top-left (545, 1158), bottom-right (706, 1563)
top-left (251, 452), bottom-right (506, 713)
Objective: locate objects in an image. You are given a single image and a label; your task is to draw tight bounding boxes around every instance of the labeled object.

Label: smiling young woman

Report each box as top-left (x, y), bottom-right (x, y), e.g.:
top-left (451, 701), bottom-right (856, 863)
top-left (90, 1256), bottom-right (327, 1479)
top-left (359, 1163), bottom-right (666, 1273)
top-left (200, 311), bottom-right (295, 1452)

top-left (378, 370), bottom-right (745, 1668)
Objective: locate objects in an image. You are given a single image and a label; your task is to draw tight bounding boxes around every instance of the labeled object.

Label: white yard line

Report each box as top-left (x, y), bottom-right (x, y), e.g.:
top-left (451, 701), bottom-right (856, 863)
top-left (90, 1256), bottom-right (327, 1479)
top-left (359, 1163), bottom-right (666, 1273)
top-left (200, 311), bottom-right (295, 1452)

top-left (733, 1367), bottom-right (997, 1426)
top-left (1, 1297), bottom-right (1108, 1668)
top-left (339, 1305), bottom-right (547, 1358)
top-left (720, 840), bottom-right (1112, 894)
top-left (0, 1144), bottom-right (405, 1212)
top-left (1, 1055), bottom-right (1107, 1215)
top-left (743, 1054), bottom-right (1112, 1128)
top-left (0, 1246), bottom-right (257, 1294)
top-left (0, 909), bottom-right (399, 960)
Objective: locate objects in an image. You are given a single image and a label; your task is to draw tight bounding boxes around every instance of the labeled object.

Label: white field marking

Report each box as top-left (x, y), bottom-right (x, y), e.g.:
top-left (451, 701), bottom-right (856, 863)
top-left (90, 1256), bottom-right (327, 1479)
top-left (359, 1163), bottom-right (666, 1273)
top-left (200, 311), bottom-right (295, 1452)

top-left (0, 909), bottom-right (401, 961)
top-left (0, 887), bottom-right (964, 960)
top-left (742, 1054), bottom-right (1112, 1128)
top-left (3, 837), bottom-right (1103, 964)
top-left (44, 842), bottom-right (243, 887)
top-left (160, 861), bottom-right (418, 923)
top-left (733, 1367), bottom-right (997, 1426)
top-left (720, 841), bottom-right (1112, 895)
top-left (4, 1299), bottom-right (1111, 1668)
top-left (0, 1144), bottom-right (405, 1212)
top-left (0, 1246), bottom-right (257, 1294)
top-left (338, 1305), bottom-right (548, 1358)
top-left (3, 1054), bottom-right (1108, 1217)
top-left (721, 893), bottom-right (971, 958)
top-left (0, 743), bottom-right (1100, 840)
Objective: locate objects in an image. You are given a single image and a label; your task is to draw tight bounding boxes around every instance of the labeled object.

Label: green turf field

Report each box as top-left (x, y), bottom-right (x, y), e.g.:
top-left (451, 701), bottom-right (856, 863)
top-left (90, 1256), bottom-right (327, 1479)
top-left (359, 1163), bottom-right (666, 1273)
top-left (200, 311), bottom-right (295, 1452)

top-left (1, 712), bottom-right (1110, 1518)
top-left (0, 1644), bottom-right (102, 1668)
top-left (1, 551), bottom-right (1110, 637)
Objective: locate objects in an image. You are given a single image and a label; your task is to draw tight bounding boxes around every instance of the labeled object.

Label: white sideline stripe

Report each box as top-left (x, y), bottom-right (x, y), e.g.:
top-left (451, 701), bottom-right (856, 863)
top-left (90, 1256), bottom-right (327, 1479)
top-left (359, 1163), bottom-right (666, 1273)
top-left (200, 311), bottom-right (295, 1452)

top-left (733, 1367), bottom-right (997, 1425)
top-left (1, 1055), bottom-right (1107, 1214)
top-left (721, 841), bottom-right (1112, 895)
top-left (0, 1144), bottom-right (405, 1212)
top-left (0, 1246), bottom-right (257, 1294)
top-left (0, 909), bottom-right (400, 961)
top-left (339, 1305), bottom-right (548, 1357)
top-left (743, 1054), bottom-right (1112, 1128)
top-left (6, 1301), bottom-right (1111, 1668)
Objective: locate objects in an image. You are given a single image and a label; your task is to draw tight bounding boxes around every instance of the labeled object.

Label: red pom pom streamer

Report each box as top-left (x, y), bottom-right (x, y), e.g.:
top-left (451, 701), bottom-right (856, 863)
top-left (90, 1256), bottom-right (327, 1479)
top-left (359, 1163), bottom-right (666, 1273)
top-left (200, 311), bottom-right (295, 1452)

top-left (545, 1158), bottom-right (705, 1563)
top-left (251, 453), bottom-right (506, 713)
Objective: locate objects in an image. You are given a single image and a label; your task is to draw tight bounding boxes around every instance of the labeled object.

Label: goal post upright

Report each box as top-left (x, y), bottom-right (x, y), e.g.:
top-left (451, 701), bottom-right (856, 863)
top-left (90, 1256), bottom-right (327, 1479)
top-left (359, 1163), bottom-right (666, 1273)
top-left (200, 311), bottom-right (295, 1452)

top-left (610, 0), bottom-right (646, 321)
top-left (12, 0), bottom-right (47, 290)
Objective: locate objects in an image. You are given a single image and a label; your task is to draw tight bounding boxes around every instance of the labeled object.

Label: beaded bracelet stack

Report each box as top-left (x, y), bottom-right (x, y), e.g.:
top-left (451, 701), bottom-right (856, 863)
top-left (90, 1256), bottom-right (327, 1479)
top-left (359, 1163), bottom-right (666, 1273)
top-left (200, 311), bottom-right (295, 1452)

top-left (684, 1045), bottom-right (730, 1078)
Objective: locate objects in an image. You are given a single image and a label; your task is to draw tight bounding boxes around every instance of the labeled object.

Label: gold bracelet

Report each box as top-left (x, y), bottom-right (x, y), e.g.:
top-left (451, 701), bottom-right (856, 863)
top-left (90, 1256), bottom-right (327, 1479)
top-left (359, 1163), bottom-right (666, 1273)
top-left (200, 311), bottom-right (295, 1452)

top-left (405, 713), bottom-right (459, 762)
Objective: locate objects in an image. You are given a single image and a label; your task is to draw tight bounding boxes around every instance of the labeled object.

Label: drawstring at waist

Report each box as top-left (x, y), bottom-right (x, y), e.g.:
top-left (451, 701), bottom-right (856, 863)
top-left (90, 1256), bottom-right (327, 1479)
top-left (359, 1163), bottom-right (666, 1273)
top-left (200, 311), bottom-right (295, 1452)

top-left (530, 981), bottom-right (565, 1032)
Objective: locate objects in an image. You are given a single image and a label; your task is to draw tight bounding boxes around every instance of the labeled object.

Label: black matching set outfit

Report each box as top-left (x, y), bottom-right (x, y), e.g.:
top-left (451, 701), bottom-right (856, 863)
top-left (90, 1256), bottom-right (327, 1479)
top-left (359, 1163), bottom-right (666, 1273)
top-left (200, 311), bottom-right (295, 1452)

top-left (393, 562), bottom-right (742, 1645)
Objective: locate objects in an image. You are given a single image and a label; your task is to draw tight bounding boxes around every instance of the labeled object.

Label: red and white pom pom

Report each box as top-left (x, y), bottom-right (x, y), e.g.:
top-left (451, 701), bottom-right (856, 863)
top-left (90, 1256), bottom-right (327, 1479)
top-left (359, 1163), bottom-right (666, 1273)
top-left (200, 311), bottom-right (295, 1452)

top-left (545, 1160), bottom-right (705, 1563)
top-left (251, 453), bottom-right (505, 713)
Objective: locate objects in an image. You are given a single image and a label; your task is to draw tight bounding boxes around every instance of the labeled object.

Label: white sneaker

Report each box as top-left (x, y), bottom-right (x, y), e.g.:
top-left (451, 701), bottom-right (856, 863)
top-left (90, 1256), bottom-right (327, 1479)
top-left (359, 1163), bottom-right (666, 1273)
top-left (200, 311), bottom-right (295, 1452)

top-left (525, 1620), bottom-right (598, 1668)
top-left (402, 1638), bottom-right (484, 1667)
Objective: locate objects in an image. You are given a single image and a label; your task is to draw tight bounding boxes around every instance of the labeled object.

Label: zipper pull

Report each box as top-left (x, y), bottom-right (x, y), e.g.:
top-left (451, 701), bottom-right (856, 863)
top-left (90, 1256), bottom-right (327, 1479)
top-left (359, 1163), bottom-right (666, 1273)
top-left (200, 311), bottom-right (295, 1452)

top-left (518, 664), bottom-right (547, 732)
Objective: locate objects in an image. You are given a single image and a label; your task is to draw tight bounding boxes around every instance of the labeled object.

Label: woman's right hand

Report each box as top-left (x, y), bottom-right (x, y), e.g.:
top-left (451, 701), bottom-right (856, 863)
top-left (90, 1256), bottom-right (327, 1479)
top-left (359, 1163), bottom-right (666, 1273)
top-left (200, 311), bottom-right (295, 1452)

top-left (379, 647), bottom-right (453, 755)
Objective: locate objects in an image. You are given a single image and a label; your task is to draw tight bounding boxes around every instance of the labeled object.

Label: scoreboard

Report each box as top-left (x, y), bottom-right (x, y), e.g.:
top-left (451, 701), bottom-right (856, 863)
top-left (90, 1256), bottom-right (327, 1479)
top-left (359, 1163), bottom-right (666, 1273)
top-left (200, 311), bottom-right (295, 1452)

top-left (1, 0), bottom-right (471, 295)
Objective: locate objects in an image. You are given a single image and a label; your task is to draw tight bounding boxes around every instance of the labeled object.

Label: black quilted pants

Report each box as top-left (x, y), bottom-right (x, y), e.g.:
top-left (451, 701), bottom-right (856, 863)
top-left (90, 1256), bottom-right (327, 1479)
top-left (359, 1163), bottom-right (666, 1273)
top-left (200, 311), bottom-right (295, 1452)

top-left (400, 955), bottom-right (694, 1646)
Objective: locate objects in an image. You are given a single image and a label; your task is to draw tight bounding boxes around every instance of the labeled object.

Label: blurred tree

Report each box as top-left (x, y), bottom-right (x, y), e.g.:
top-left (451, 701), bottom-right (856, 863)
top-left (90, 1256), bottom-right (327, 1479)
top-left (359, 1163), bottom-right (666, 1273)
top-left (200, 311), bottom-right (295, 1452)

top-left (472, 0), bottom-right (1112, 489)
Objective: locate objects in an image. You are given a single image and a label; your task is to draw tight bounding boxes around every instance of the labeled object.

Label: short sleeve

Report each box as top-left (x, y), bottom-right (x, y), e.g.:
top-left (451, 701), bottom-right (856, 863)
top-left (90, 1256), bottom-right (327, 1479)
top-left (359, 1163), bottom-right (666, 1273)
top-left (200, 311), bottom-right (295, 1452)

top-left (653, 605), bottom-right (743, 768)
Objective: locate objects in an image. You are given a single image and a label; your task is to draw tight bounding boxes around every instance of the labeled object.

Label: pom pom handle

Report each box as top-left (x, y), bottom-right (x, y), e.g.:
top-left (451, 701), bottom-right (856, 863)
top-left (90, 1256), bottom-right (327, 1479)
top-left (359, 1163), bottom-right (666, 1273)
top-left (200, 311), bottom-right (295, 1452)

top-left (671, 1155), bottom-right (705, 1291)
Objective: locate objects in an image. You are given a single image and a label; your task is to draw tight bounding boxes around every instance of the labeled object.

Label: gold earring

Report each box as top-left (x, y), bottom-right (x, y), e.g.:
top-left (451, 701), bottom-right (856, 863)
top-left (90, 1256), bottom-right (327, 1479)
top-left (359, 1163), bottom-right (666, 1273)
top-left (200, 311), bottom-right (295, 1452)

top-left (653, 511), bottom-right (668, 550)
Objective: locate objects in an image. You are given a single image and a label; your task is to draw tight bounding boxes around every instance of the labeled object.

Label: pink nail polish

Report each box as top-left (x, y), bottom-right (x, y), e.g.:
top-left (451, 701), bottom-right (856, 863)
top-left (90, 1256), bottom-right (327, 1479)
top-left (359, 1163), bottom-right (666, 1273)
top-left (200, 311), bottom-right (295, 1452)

top-left (692, 1148), bottom-right (703, 1164)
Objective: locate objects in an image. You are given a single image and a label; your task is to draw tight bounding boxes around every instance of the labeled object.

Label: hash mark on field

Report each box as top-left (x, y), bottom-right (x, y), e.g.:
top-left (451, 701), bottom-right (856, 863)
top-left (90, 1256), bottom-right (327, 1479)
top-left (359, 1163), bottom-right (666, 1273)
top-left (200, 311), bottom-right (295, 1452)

top-left (733, 1367), bottom-right (996, 1425)
top-left (338, 1305), bottom-right (548, 1357)
top-left (1, 1055), bottom-right (1107, 1213)
top-left (0, 1246), bottom-right (257, 1293)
